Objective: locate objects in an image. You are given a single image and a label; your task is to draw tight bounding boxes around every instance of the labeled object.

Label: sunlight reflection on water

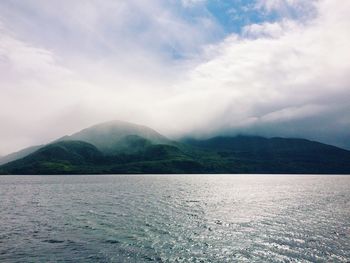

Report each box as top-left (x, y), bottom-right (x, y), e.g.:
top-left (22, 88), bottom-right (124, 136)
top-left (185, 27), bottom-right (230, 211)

top-left (0, 175), bottom-right (349, 262)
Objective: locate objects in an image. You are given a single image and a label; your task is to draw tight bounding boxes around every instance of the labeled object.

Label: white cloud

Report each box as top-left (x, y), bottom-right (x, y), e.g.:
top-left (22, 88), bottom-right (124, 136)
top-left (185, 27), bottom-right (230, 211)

top-left (152, 0), bottom-right (350, 146)
top-left (0, 0), bottom-right (221, 154)
top-left (181, 0), bottom-right (205, 8)
top-left (242, 20), bottom-right (298, 38)
top-left (0, 0), bottom-right (350, 154)
top-left (256, 0), bottom-right (314, 12)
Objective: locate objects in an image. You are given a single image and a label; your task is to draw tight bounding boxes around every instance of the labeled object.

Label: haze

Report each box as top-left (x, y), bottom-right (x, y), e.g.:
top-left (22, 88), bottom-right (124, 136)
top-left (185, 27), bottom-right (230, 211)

top-left (1, 0), bottom-right (350, 155)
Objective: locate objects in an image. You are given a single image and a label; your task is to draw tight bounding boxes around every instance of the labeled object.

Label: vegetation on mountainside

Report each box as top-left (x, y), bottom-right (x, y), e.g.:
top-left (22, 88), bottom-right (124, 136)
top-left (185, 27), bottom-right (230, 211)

top-left (1, 121), bottom-right (350, 174)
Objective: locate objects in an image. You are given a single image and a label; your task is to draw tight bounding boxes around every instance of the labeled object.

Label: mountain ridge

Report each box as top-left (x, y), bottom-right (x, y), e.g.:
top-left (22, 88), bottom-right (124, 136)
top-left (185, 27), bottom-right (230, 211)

top-left (62, 120), bottom-right (174, 154)
top-left (1, 121), bottom-right (350, 174)
top-left (0, 145), bottom-right (44, 165)
top-left (0, 120), bottom-right (173, 165)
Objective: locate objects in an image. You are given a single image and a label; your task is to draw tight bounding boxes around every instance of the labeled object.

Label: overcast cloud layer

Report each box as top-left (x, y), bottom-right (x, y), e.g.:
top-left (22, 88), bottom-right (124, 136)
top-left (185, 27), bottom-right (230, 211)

top-left (0, 0), bottom-right (349, 155)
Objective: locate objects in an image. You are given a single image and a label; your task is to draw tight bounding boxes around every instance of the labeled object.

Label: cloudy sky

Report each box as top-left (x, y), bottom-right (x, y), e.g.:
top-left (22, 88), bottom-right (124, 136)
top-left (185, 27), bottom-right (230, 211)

top-left (0, 0), bottom-right (350, 155)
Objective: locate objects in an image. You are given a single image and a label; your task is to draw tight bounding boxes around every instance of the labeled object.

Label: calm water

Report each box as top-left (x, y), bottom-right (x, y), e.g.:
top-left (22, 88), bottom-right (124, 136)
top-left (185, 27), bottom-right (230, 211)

top-left (0, 175), bottom-right (349, 263)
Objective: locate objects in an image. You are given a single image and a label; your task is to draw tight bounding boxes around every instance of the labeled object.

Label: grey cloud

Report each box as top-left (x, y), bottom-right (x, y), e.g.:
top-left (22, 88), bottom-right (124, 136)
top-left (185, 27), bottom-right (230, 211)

top-left (0, 0), bottom-right (350, 155)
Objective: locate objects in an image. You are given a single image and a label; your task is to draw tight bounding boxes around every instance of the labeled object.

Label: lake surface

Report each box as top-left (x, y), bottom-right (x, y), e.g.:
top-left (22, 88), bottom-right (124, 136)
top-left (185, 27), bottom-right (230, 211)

top-left (0, 175), bottom-right (349, 263)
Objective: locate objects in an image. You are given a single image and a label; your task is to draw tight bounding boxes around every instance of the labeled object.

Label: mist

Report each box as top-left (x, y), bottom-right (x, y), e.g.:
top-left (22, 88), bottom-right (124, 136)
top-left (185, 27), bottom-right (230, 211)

top-left (1, 0), bottom-right (350, 155)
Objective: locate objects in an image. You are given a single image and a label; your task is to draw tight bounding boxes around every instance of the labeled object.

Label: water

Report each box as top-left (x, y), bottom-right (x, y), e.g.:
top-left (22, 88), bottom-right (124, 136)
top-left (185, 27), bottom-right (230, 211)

top-left (0, 175), bottom-right (349, 263)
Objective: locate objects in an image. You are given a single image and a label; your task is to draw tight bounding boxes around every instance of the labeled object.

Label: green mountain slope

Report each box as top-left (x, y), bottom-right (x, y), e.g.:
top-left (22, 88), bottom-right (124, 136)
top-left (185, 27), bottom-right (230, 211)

top-left (0, 120), bottom-right (174, 164)
top-left (1, 122), bottom-right (350, 174)
top-left (184, 136), bottom-right (350, 174)
top-left (0, 139), bottom-right (201, 174)
top-left (63, 120), bottom-right (173, 154)
top-left (0, 145), bottom-right (43, 165)
top-left (0, 141), bottom-right (103, 174)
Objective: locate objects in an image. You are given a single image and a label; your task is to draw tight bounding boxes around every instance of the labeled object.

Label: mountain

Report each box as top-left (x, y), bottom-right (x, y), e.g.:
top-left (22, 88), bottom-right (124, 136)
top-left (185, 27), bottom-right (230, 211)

top-left (1, 121), bottom-right (350, 174)
top-left (62, 120), bottom-right (173, 154)
top-left (0, 141), bottom-right (104, 174)
top-left (0, 120), bottom-right (173, 165)
top-left (0, 140), bottom-right (200, 175)
top-left (184, 136), bottom-right (350, 174)
top-left (0, 145), bottom-right (43, 165)
top-left (0, 120), bottom-right (199, 174)
top-left (183, 135), bottom-right (350, 158)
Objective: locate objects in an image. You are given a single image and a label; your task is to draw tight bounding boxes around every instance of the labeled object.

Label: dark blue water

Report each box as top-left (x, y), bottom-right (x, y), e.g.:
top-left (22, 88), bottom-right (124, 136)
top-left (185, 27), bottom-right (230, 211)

top-left (0, 175), bottom-right (349, 262)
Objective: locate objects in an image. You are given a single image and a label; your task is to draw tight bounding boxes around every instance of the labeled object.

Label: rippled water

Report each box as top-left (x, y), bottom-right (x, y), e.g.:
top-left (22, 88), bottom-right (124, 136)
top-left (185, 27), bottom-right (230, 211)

top-left (0, 175), bottom-right (349, 262)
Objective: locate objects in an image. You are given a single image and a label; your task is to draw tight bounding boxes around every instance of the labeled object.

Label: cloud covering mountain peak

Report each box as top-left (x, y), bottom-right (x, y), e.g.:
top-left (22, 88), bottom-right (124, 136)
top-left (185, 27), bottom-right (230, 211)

top-left (0, 0), bottom-right (349, 154)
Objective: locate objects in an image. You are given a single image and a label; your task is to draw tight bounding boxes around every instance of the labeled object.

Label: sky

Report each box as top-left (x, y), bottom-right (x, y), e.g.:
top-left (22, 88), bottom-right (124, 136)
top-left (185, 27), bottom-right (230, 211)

top-left (0, 0), bottom-right (350, 155)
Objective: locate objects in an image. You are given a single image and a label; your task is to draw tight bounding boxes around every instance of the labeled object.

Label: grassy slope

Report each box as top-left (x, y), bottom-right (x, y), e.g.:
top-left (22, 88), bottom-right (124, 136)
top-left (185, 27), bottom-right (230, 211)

top-left (1, 136), bottom-right (350, 174)
top-left (0, 145), bottom-right (44, 165)
top-left (0, 140), bottom-right (203, 174)
top-left (184, 136), bottom-right (350, 174)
